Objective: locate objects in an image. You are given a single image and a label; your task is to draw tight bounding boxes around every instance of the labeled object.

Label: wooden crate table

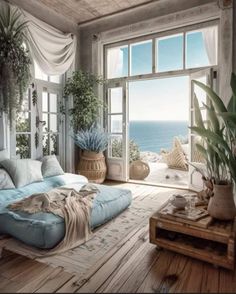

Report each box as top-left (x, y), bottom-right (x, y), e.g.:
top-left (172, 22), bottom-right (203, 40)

top-left (149, 200), bottom-right (236, 270)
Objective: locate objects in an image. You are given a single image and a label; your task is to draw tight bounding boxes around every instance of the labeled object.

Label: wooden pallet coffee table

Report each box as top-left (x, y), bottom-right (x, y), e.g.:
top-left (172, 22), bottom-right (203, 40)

top-left (149, 200), bottom-right (236, 270)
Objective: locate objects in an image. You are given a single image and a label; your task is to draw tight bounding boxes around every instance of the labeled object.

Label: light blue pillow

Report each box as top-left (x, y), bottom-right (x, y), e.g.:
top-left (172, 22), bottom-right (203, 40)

top-left (0, 168), bottom-right (15, 190)
top-left (0, 149), bottom-right (9, 167)
top-left (41, 155), bottom-right (64, 178)
top-left (1, 159), bottom-right (43, 188)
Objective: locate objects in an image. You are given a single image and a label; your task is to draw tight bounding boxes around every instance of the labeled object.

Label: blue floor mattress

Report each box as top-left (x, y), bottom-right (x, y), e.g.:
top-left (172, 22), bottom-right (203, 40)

top-left (0, 174), bottom-right (132, 249)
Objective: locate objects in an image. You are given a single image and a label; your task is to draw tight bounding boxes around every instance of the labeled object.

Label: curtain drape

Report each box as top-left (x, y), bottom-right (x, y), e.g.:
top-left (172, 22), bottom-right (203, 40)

top-left (201, 26), bottom-right (218, 66)
top-left (107, 47), bottom-right (123, 78)
top-left (22, 10), bottom-right (77, 76)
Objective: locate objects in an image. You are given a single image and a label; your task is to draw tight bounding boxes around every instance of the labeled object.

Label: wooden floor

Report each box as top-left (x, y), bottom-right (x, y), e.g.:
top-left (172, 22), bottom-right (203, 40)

top-left (0, 182), bottom-right (236, 293)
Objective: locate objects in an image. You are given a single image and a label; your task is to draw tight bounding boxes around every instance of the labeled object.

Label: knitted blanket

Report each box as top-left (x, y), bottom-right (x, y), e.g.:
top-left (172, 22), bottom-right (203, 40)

top-left (8, 184), bottom-right (98, 255)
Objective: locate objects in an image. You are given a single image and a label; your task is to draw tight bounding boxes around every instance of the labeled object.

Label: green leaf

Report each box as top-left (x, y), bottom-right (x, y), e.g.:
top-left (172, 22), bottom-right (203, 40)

top-left (193, 80), bottom-right (227, 113)
top-left (193, 94), bottom-right (205, 129)
top-left (190, 126), bottom-right (231, 153)
top-left (218, 112), bottom-right (236, 127)
top-left (230, 72), bottom-right (236, 99)
top-left (203, 101), bottom-right (220, 133)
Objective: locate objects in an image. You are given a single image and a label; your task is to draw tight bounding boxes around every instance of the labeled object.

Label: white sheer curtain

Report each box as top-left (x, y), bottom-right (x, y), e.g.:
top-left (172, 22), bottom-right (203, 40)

top-left (22, 10), bottom-right (77, 75)
top-left (201, 26), bottom-right (218, 66)
top-left (107, 47), bottom-right (123, 78)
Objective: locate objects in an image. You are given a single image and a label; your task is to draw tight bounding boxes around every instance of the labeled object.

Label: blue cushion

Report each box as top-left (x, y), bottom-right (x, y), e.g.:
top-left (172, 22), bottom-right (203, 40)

top-left (0, 174), bottom-right (132, 249)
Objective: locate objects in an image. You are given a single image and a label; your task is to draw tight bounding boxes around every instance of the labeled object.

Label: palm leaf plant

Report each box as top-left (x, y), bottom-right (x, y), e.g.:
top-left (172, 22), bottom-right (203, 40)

top-left (190, 73), bottom-right (236, 186)
top-left (191, 73), bottom-right (236, 220)
top-left (0, 4), bottom-right (31, 123)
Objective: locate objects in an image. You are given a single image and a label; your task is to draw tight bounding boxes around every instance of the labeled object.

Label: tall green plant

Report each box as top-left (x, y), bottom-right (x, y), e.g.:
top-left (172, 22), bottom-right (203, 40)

top-left (64, 71), bottom-right (105, 132)
top-left (0, 4), bottom-right (31, 123)
top-left (190, 73), bottom-right (236, 185)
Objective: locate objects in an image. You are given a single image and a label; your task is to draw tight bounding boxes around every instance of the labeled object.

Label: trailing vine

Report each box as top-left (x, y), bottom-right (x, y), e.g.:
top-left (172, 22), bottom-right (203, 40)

top-left (0, 4), bottom-right (31, 124)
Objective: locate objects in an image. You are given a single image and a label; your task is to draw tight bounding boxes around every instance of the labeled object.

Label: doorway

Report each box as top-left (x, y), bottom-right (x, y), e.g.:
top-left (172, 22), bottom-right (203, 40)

top-left (128, 76), bottom-right (189, 187)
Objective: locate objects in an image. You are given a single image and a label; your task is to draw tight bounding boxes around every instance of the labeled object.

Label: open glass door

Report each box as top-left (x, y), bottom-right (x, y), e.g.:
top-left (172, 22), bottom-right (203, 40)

top-left (189, 69), bottom-right (213, 191)
top-left (105, 82), bottom-right (128, 181)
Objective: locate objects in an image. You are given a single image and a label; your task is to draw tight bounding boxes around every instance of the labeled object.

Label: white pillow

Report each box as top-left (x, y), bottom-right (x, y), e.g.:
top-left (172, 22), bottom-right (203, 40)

top-left (1, 159), bottom-right (43, 188)
top-left (41, 155), bottom-right (64, 178)
top-left (0, 168), bottom-right (15, 190)
top-left (0, 149), bottom-right (9, 167)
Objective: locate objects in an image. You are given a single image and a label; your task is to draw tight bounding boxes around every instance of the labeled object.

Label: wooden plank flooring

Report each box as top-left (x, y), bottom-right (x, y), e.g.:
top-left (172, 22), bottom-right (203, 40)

top-left (0, 182), bottom-right (236, 293)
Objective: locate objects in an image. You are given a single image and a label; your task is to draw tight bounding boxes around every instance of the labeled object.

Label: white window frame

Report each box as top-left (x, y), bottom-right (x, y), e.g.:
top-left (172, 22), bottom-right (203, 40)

top-left (10, 63), bottom-right (65, 168)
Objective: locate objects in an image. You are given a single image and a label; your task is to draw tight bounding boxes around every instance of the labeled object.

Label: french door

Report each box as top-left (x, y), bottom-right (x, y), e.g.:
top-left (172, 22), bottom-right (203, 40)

top-left (36, 83), bottom-right (65, 168)
top-left (188, 69), bottom-right (213, 191)
top-left (105, 81), bottom-right (129, 181)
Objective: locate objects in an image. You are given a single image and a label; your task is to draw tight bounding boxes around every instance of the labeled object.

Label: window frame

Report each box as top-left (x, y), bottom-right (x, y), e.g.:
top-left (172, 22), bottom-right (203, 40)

top-left (104, 20), bottom-right (219, 82)
top-left (10, 62), bottom-right (65, 167)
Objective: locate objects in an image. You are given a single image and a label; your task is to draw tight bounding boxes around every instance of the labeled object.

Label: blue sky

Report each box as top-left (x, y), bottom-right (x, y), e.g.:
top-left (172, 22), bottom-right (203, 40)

top-left (116, 31), bottom-right (211, 121)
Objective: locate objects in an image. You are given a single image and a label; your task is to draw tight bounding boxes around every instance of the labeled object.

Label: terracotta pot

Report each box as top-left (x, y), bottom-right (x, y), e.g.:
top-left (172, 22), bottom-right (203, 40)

top-left (78, 150), bottom-right (107, 184)
top-left (207, 184), bottom-right (236, 220)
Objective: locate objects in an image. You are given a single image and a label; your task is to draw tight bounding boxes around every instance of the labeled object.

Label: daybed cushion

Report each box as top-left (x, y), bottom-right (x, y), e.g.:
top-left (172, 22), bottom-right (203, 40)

top-left (1, 159), bottom-right (43, 188)
top-left (0, 174), bottom-right (132, 249)
top-left (41, 155), bottom-right (64, 178)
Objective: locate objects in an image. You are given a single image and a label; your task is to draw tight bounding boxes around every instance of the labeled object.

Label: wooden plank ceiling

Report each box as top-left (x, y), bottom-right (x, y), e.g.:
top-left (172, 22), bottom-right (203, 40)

top-left (36, 0), bottom-right (155, 24)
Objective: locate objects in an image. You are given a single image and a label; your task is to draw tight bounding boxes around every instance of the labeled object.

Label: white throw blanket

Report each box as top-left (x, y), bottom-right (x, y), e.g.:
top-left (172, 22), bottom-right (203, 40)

top-left (8, 184), bottom-right (98, 255)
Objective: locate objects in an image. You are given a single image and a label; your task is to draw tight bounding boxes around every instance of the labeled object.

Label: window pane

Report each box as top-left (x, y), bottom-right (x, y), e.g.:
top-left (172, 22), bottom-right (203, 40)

top-left (109, 88), bottom-right (122, 113)
top-left (110, 115), bottom-right (122, 133)
top-left (34, 61), bottom-right (48, 81)
top-left (16, 134), bottom-right (31, 159)
top-left (109, 135), bottom-right (123, 158)
top-left (43, 134), bottom-right (50, 156)
top-left (156, 34), bottom-right (183, 72)
top-left (42, 113), bottom-right (48, 132)
top-left (49, 93), bottom-right (58, 112)
top-left (42, 92), bottom-right (48, 112)
top-left (130, 40), bottom-right (152, 76)
top-left (49, 75), bottom-right (60, 84)
top-left (50, 114), bottom-right (58, 132)
top-left (16, 112), bottom-right (30, 132)
top-left (107, 46), bottom-right (128, 78)
top-left (50, 133), bottom-right (58, 155)
top-left (186, 27), bottom-right (217, 68)
top-left (21, 89), bottom-right (30, 111)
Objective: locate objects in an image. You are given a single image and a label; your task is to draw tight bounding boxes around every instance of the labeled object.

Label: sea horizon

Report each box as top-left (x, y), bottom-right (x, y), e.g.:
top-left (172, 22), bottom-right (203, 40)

top-left (129, 120), bottom-right (188, 153)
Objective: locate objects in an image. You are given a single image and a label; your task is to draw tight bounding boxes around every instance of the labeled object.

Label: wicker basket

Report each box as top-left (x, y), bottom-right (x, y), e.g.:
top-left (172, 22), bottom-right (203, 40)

top-left (78, 150), bottom-right (107, 184)
top-left (130, 160), bottom-right (150, 180)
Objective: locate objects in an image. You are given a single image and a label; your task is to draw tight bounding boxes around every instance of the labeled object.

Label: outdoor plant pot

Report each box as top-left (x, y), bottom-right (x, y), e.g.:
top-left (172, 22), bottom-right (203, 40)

top-left (130, 160), bottom-right (150, 180)
top-left (78, 150), bottom-right (107, 184)
top-left (207, 184), bottom-right (236, 220)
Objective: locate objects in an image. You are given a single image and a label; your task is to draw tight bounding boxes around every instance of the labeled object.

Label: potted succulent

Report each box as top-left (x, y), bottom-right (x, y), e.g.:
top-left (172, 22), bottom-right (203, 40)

top-left (73, 125), bottom-right (109, 183)
top-left (190, 73), bottom-right (236, 220)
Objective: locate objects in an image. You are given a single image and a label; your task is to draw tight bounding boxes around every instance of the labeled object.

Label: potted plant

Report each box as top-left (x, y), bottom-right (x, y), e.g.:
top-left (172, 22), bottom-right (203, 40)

top-left (0, 4), bottom-right (31, 124)
top-left (64, 70), bottom-right (105, 132)
top-left (190, 73), bottom-right (236, 220)
top-left (73, 125), bottom-right (109, 183)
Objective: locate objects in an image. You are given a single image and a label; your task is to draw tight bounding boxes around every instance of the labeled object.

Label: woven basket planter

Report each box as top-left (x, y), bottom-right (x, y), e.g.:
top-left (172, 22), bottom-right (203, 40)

top-left (78, 150), bottom-right (107, 184)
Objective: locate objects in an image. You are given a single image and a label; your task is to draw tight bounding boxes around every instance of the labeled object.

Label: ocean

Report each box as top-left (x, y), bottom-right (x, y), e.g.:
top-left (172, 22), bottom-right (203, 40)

top-left (129, 120), bottom-right (188, 153)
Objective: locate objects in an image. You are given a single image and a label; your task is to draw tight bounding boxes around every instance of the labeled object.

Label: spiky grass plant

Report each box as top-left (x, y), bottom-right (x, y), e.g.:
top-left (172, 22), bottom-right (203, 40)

top-left (73, 125), bottom-right (109, 153)
top-left (0, 4), bottom-right (31, 123)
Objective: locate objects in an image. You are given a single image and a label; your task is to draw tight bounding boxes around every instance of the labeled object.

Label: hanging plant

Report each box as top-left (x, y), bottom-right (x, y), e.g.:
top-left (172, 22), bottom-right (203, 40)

top-left (0, 4), bottom-right (31, 123)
